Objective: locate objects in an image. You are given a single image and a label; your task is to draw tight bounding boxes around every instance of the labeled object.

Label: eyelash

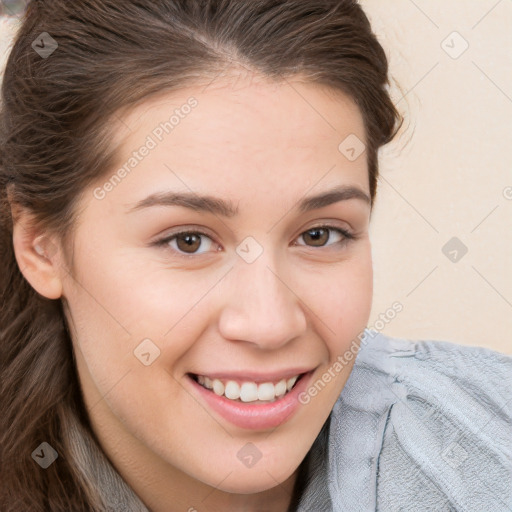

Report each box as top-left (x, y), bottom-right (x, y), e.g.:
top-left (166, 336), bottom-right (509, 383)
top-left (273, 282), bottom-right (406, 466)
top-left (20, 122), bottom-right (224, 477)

top-left (152, 225), bottom-right (357, 258)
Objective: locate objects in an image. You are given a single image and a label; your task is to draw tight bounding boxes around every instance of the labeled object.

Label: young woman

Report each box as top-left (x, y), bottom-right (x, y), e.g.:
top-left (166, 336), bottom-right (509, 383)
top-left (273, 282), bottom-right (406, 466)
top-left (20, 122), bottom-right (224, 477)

top-left (1, 1), bottom-right (510, 511)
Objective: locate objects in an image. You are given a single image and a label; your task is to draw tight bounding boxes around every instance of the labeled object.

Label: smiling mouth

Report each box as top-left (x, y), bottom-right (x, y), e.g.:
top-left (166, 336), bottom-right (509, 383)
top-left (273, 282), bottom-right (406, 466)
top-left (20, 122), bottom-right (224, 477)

top-left (189, 372), bottom-right (306, 403)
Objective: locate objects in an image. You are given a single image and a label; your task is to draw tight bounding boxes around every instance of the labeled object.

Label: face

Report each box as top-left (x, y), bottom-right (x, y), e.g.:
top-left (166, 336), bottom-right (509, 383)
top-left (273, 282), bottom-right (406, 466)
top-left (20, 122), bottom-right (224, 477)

top-left (49, 74), bottom-right (373, 506)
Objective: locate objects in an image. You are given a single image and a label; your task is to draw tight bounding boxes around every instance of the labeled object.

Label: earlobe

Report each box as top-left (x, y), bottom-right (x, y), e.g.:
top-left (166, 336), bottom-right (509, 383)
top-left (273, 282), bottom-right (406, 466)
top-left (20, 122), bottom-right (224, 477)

top-left (11, 215), bottom-right (63, 301)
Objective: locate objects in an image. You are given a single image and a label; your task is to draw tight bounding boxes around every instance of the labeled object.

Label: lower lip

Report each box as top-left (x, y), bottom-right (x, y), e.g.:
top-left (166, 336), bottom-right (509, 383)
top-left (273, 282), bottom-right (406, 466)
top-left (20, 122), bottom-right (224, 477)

top-left (187, 371), bottom-right (314, 430)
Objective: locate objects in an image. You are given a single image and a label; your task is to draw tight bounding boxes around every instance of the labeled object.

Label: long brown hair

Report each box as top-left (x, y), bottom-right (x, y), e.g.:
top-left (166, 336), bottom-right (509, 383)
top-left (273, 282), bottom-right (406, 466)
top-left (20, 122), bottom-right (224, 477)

top-left (0, 1), bottom-right (403, 510)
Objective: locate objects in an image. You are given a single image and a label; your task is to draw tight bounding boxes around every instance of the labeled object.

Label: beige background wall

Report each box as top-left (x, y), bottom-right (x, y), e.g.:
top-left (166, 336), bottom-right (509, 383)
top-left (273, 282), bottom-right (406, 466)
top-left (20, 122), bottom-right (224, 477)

top-left (361, 1), bottom-right (511, 354)
top-left (1, 1), bottom-right (511, 354)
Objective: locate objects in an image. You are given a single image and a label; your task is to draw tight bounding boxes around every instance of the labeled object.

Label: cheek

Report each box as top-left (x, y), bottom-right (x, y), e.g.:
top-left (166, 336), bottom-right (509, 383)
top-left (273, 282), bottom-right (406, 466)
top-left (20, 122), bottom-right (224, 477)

top-left (69, 248), bottom-right (209, 343)
top-left (294, 250), bottom-right (372, 409)
top-left (302, 244), bottom-right (373, 347)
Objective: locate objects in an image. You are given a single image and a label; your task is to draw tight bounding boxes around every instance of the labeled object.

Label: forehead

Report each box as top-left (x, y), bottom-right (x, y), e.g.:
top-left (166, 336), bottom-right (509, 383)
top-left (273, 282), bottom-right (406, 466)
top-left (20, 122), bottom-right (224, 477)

top-left (122, 73), bottom-right (365, 143)
top-left (92, 74), bottom-right (369, 217)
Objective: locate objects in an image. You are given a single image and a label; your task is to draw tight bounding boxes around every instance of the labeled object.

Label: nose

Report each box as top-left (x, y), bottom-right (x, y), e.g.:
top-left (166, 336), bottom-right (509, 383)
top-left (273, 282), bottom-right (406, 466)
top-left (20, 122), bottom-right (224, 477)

top-left (217, 256), bottom-right (308, 350)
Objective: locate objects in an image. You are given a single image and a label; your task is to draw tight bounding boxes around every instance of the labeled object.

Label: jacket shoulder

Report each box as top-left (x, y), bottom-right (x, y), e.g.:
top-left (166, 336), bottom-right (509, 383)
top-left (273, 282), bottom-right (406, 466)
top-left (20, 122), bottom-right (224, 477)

top-left (327, 329), bottom-right (512, 511)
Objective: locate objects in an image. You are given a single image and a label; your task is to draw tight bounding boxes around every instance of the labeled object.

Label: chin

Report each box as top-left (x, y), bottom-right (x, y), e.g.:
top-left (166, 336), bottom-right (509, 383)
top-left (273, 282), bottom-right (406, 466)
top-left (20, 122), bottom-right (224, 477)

top-left (217, 475), bottom-right (288, 495)
top-left (208, 459), bottom-right (297, 495)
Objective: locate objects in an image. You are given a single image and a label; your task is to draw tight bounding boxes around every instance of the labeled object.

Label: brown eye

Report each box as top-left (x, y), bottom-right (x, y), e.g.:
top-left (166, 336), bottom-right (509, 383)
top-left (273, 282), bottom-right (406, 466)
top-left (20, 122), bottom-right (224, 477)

top-left (176, 233), bottom-right (202, 253)
top-left (295, 225), bottom-right (353, 248)
top-left (303, 227), bottom-right (329, 246)
top-left (155, 230), bottom-right (216, 256)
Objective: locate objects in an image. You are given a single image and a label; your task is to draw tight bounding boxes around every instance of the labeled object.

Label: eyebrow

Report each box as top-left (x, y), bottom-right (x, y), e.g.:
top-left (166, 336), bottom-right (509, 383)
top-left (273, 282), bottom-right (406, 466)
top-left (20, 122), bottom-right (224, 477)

top-left (125, 185), bottom-right (371, 217)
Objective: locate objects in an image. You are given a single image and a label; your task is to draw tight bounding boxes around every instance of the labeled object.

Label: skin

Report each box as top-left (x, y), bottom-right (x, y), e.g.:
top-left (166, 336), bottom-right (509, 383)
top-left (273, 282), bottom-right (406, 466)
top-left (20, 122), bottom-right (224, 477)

top-left (11, 72), bottom-right (373, 512)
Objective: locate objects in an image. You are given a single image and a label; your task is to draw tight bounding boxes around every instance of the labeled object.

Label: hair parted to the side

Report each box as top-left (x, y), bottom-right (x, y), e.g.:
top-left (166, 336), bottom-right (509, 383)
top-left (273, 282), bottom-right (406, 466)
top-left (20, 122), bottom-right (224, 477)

top-left (0, 1), bottom-right (403, 510)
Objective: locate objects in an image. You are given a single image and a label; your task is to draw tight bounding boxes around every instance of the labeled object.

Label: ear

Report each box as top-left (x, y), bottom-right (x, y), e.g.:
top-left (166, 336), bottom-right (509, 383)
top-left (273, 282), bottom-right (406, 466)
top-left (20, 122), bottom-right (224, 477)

top-left (9, 199), bottom-right (63, 300)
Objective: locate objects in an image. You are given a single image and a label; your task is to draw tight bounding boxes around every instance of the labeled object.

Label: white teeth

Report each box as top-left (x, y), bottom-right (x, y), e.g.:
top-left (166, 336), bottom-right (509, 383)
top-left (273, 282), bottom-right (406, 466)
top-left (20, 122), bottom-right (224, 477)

top-left (195, 374), bottom-right (301, 402)
top-left (240, 382), bottom-right (258, 402)
top-left (257, 382), bottom-right (275, 401)
top-left (224, 380), bottom-right (240, 400)
top-left (287, 376), bottom-right (298, 391)
top-left (212, 379), bottom-right (225, 396)
top-left (275, 379), bottom-right (287, 397)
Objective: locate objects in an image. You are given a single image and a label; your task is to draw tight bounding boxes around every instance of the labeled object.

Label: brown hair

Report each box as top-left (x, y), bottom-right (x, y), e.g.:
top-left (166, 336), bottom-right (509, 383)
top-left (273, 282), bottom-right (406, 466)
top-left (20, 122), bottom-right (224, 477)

top-left (0, 1), bottom-right (402, 510)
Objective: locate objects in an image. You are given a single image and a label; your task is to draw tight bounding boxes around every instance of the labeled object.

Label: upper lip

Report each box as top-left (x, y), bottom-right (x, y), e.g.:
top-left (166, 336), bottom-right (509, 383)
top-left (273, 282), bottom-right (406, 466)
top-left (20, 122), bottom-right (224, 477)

top-left (189, 367), bottom-right (316, 383)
